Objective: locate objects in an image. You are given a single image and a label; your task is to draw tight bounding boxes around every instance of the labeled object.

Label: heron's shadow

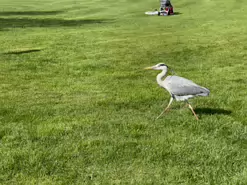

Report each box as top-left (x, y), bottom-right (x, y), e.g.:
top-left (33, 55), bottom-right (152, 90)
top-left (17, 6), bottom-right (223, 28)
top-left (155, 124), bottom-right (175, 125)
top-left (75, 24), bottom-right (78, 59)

top-left (195, 108), bottom-right (232, 115)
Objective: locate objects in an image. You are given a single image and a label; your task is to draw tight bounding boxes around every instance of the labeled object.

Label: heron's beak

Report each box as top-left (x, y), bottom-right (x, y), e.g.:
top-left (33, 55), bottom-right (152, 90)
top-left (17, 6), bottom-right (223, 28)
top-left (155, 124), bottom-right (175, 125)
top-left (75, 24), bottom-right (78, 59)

top-left (144, 66), bottom-right (153, 70)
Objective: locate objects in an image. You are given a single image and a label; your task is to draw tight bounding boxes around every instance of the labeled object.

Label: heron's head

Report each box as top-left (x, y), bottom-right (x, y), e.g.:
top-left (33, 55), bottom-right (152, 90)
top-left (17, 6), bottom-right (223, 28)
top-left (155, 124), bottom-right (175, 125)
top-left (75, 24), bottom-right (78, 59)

top-left (144, 63), bottom-right (168, 70)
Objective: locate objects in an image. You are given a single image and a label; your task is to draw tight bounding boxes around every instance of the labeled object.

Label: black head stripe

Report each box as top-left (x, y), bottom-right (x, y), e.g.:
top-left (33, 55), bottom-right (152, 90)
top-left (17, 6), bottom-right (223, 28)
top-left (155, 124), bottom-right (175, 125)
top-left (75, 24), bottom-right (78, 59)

top-left (159, 64), bottom-right (168, 67)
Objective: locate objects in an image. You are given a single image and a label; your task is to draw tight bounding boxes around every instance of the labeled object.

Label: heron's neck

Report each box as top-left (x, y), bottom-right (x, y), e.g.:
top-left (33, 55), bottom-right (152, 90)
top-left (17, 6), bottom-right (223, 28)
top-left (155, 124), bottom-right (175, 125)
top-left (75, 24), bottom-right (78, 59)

top-left (156, 69), bottom-right (168, 86)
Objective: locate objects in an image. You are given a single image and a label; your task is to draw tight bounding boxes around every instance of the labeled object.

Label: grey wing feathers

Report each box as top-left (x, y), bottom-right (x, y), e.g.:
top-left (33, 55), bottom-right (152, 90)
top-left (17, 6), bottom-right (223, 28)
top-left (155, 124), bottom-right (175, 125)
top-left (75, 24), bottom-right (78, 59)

top-left (164, 76), bottom-right (210, 96)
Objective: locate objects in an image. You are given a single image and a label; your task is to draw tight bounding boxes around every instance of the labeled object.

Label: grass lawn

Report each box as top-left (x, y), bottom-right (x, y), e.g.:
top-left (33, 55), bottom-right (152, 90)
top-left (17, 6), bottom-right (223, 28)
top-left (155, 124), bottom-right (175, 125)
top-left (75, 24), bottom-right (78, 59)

top-left (0, 0), bottom-right (247, 184)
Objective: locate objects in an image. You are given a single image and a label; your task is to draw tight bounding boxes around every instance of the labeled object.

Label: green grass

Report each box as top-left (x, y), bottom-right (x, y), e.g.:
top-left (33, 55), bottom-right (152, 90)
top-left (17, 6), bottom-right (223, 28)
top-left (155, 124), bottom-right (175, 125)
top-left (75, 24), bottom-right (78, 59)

top-left (0, 0), bottom-right (247, 184)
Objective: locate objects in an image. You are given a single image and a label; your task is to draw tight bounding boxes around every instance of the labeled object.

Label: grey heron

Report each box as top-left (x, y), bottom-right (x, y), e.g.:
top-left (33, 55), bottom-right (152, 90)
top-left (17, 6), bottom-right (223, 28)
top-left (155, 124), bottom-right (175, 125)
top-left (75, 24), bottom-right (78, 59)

top-left (145, 63), bottom-right (210, 120)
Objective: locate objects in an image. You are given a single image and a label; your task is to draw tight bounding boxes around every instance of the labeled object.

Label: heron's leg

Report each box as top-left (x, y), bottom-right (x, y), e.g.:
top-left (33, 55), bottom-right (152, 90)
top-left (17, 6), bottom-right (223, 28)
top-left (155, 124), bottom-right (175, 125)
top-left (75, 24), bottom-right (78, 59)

top-left (156, 97), bottom-right (174, 119)
top-left (186, 102), bottom-right (199, 120)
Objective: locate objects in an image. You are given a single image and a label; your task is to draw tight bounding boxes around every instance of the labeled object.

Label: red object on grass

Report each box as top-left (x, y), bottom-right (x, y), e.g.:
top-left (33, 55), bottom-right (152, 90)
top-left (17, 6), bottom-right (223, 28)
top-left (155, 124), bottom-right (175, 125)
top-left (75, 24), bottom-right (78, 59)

top-left (165, 7), bottom-right (174, 15)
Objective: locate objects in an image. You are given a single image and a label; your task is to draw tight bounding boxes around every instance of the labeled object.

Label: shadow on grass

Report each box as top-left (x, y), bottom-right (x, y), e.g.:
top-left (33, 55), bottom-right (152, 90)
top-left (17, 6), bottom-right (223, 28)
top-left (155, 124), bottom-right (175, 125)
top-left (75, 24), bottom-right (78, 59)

top-left (3, 49), bottom-right (42, 55)
top-left (0, 18), bottom-right (113, 28)
top-left (173, 12), bottom-right (182, 15)
top-left (195, 108), bottom-right (232, 115)
top-left (0, 10), bottom-right (64, 16)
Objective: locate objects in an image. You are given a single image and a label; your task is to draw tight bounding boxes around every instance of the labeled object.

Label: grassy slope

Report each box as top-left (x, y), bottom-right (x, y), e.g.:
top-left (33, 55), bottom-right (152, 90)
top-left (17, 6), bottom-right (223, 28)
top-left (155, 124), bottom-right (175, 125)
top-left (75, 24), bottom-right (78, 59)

top-left (0, 0), bottom-right (247, 184)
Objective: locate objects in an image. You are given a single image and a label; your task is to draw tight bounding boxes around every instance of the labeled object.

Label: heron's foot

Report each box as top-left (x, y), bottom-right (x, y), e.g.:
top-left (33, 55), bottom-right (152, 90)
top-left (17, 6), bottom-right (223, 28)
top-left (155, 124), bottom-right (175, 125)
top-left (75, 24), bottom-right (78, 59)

top-left (156, 114), bottom-right (164, 120)
top-left (156, 109), bottom-right (170, 120)
top-left (187, 103), bottom-right (199, 120)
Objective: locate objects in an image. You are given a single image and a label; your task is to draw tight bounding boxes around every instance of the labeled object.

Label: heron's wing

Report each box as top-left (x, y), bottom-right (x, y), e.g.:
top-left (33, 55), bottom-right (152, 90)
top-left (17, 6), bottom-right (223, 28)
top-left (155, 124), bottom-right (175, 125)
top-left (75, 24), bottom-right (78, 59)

top-left (164, 76), bottom-right (209, 96)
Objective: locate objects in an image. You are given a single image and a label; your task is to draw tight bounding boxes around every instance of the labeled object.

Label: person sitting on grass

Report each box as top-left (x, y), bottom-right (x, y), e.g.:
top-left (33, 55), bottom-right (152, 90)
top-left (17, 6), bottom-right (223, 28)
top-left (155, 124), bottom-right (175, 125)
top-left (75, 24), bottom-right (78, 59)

top-left (160, 0), bottom-right (173, 15)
